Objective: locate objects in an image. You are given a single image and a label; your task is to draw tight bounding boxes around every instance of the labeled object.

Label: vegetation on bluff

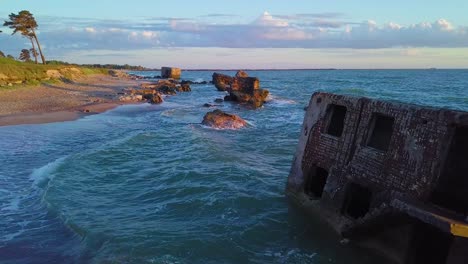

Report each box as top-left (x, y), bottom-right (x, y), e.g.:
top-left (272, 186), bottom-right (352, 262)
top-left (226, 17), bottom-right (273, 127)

top-left (0, 57), bottom-right (108, 86)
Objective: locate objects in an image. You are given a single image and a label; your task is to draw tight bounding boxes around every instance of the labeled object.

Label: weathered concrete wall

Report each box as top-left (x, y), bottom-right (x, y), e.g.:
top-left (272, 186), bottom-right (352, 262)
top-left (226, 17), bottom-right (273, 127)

top-left (161, 67), bottom-right (181, 79)
top-left (289, 92), bottom-right (468, 202)
top-left (287, 92), bottom-right (468, 263)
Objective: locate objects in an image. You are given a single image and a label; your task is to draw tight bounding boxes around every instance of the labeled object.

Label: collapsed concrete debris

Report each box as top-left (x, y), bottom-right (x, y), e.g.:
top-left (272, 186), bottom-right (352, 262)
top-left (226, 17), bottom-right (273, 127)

top-left (287, 92), bottom-right (468, 264)
top-left (212, 71), bottom-right (269, 108)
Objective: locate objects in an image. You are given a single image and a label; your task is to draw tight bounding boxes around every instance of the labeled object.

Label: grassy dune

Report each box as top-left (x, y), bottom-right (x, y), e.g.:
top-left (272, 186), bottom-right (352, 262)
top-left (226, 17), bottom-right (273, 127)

top-left (0, 57), bottom-right (108, 86)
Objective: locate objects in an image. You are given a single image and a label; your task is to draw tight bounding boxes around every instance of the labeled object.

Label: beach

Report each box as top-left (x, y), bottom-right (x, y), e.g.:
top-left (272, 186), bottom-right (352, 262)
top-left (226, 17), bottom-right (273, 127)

top-left (0, 74), bottom-right (140, 126)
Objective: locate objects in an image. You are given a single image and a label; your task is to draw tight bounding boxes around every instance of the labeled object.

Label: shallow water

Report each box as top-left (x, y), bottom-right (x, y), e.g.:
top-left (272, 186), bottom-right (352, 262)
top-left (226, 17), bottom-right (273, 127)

top-left (1, 70), bottom-right (467, 263)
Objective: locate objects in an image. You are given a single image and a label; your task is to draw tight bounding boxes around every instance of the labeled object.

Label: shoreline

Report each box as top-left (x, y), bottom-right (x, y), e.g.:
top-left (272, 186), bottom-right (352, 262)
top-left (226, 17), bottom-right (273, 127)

top-left (0, 74), bottom-right (142, 127)
top-left (0, 102), bottom-right (129, 127)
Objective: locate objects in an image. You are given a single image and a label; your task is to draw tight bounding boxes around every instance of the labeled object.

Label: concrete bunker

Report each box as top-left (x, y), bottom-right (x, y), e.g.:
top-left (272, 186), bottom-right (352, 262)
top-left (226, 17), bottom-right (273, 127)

top-left (161, 67), bottom-right (181, 79)
top-left (287, 92), bottom-right (468, 264)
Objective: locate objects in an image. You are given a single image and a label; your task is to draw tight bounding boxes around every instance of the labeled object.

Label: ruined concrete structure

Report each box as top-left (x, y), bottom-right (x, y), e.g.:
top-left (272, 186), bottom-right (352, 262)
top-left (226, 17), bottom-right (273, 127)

top-left (212, 71), bottom-right (269, 108)
top-left (161, 67), bottom-right (181, 79)
top-left (288, 92), bottom-right (468, 264)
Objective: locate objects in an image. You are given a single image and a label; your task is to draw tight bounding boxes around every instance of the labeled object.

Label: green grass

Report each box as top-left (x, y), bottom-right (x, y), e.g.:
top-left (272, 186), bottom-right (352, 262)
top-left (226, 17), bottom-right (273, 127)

top-left (0, 57), bottom-right (110, 86)
top-left (81, 67), bottom-right (109, 75)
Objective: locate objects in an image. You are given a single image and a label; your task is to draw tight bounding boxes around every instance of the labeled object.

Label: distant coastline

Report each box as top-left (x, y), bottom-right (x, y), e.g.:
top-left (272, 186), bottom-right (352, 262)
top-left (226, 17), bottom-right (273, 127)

top-left (134, 68), bottom-right (467, 72)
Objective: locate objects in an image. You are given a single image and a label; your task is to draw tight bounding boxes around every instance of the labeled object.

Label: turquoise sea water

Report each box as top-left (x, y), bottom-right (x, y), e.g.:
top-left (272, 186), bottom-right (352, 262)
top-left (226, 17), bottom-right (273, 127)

top-left (1, 70), bottom-right (467, 263)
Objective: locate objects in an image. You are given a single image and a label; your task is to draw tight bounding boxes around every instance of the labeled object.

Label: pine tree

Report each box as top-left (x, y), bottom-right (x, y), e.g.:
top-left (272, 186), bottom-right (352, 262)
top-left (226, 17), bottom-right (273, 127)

top-left (19, 49), bottom-right (31, 62)
top-left (3, 11), bottom-right (46, 64)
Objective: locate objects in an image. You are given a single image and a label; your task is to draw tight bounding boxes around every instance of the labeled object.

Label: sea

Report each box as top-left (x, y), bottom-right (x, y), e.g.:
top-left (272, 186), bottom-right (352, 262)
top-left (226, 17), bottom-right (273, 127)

top-left (1, 70), bottom-right (467, 264)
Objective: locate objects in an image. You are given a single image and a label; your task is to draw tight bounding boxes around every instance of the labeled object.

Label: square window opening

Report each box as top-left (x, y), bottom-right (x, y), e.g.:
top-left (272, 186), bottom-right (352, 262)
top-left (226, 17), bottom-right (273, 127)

top-left (342, 183), bottom-right (373, 219)
top-left (326, 104), bottom-right (347, 137)
top-left (304, 167), bottom-right (329, 199)
top-left (367, 114), bottom-right (395, 151)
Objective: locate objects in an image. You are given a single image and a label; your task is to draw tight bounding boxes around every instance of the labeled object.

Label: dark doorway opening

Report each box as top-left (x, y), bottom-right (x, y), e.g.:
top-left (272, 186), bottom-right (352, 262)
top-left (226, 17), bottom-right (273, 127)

top-left (430, 126), bottom-right (468, 215)
top-left (342, 183), bottom-right (372, 219)
top-left (367, 114), bottom-right (395, 151)
top-left (326, 104), bottom-right (347, 137)
top-left (304, 166), bottom-right (329, 199)
top-left (406, 221), bottom-right (453, 264)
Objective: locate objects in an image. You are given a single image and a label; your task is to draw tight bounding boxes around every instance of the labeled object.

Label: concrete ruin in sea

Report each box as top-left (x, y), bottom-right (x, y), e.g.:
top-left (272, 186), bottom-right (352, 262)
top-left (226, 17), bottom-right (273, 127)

top-left (288, 92), bottom-right (468, 264)
top-left (161, 67), bottom-right (181, 79)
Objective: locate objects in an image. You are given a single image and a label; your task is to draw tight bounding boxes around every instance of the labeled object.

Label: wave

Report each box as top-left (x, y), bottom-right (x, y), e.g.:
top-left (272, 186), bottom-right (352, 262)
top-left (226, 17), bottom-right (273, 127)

top-left (1, 196), bottom-right (21, 212)
top-left (30, 156), bottom-right (68, 188)
top-left (1, 229), bottom-right (26, 242)
top-left (329, 87), bottom-right (368, 96)
top-left (259, 248), bottom-right (318, 263)
top-left (266, 95), bottom-right (297, 106)
top-left (199, 123), bottom-right (248, 131)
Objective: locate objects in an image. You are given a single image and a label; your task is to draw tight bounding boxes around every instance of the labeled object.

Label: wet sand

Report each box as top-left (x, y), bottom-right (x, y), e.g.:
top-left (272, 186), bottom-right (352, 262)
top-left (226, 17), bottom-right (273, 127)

top-left (0, 75), bottom-right (141, 126)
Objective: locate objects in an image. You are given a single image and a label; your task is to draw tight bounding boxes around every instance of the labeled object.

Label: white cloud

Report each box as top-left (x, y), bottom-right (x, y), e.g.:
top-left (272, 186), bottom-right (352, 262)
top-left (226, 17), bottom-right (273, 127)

top-left (142, 31), bottom-right (158, 38)
top-left (254, 11), bottom-right (289, 27)
top-left (386, 22), bottom-right (402, 30)
top-left (434, 19), bottom-right (454, 31)
top-left (84, 27), bottom-right (96, 33)
top-left (1, 12), bottom-right (468, 58)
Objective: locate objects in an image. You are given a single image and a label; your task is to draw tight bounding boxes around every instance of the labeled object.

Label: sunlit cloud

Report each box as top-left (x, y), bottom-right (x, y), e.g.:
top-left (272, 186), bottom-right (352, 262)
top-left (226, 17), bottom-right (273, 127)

top-left (1, 11), bottom-right (467, 67)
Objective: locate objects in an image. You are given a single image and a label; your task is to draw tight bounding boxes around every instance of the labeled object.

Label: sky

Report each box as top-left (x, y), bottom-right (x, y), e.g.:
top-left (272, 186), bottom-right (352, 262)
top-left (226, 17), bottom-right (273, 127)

top-left (1, 0), bottom-right (468, 69)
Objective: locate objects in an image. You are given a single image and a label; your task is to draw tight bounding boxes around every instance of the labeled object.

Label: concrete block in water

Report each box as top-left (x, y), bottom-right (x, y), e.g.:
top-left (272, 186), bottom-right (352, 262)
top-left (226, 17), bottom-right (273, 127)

top-left (287, 92), bottom-right (468, 264)
top-left (161, 67), bottom-right (181, 79)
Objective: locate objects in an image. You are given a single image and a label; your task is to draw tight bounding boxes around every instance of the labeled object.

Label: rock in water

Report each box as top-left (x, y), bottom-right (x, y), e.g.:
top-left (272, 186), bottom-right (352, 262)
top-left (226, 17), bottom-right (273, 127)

top-left (177, 81), bottom-right (191, 92)
top-left (202, 109), bottom-right (247, 129)
top-left (161, 67), bottom-right (181, 79)
top-left (158, 85), bottom-right (177, 95)
top-left (212, 73), bottom-right (233, 91)
top-left (141, 80), bottom-right (185, 95)
top-left (235, 70), bottom-right (249, 78)
top-left (230, 77), bottom-right (259, 92)
top-left (149, 92), bottom-right (163, 104)
top-left (212, 71), bottom-right (269, 108)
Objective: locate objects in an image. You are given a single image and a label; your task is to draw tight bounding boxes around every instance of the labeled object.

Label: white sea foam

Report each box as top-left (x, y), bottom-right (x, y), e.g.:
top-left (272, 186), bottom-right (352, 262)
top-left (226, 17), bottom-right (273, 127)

top-left (30, 156), bottom-right (68, 188)
top-left (2, 196), bottom-right (21, 211)
top-left (267, 95), bottom-right (297, 106)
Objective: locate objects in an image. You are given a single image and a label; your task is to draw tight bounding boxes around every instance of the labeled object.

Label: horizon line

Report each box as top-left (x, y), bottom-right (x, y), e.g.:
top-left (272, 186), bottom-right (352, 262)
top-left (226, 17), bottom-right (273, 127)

top-left (139, 68), bottom-right (468, 71)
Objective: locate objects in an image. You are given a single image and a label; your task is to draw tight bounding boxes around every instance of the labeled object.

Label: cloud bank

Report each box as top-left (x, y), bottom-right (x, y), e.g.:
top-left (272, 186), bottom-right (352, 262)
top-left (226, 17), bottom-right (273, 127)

top-left (1, 11), bottom-right (467, 56)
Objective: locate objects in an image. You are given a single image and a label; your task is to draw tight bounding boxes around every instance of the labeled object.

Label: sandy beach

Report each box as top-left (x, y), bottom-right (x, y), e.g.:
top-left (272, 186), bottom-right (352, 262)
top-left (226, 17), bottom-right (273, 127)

top-left (0, 74), bottom-right (141, 126)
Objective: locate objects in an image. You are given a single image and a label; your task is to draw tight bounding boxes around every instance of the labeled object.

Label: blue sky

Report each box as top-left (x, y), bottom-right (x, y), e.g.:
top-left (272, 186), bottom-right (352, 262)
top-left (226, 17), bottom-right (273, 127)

top-left (1, 0), bottom-right (468, 68)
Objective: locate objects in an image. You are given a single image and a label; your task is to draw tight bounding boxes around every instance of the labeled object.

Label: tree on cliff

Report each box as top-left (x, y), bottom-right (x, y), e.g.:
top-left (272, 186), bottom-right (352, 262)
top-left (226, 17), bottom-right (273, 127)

top-left (30, 48), bottom-right (38, 61)
top-left (19, 49), bottom-right (31, 62)
top-left (3, 11), bottom-right (45, 64)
